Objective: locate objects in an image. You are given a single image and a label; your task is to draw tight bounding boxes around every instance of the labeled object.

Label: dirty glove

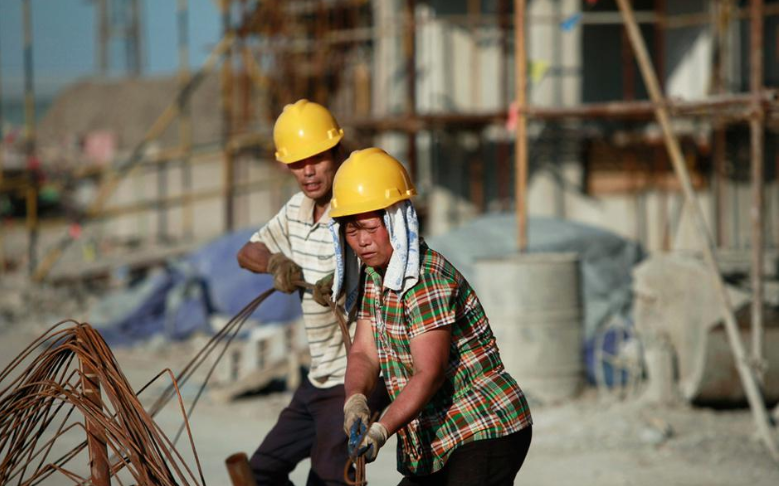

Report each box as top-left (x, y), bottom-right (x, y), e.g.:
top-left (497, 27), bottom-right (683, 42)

top-left (267, 253), bottom-right (303, 294)
top-left (312, 273), bottom-right (334, 307)
top-left (343, 393), bottom-right (370, 435)
top-left (349, 421), bottom-right (388, 463)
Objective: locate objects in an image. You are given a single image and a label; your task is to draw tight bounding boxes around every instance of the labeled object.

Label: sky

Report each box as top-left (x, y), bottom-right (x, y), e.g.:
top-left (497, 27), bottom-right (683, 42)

top-left (0, 0), bottom-right (221, 100)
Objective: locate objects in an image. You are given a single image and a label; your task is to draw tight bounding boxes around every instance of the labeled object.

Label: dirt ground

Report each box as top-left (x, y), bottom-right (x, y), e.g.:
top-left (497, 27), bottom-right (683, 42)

top-left (1, 302), bottom-right (779, 485)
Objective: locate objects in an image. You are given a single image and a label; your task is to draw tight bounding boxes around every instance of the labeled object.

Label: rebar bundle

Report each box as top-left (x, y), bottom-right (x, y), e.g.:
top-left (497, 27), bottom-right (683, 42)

top-left (0, 287), bottom-right (275, 485)
top-left (0, 320), bottom-right (204, 485)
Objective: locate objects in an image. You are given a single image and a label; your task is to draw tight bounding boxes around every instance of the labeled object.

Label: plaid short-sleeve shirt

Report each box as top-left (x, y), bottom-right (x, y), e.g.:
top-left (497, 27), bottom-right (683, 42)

top-left (358, 244), bottom-right (532, 476)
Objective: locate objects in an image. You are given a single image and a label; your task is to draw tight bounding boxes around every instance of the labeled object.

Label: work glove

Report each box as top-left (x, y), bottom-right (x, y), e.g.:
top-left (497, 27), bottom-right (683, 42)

top-left (267, 253), bottom-right (303, 294)
top-left (349, 421), bottom-right (388, 463)
top-left (343, 393), bottom-right (370, 435)
top-left (312, 273), bottom-right (334, 307)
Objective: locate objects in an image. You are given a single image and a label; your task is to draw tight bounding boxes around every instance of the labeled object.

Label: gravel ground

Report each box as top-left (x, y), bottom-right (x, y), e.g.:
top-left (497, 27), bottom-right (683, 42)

top-left (1, 309), bottom-right (778, 485)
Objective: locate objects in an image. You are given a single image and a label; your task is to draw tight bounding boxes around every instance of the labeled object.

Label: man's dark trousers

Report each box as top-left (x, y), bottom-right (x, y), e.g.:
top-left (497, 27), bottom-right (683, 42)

top-left (250, 377), bottom-right (390, 485)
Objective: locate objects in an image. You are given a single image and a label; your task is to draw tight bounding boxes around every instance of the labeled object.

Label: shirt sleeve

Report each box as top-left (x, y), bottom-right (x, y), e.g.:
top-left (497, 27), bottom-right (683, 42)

top-left (357, 277), bottom-right (375, 321)
top-left (249, 201), bottom-right (292, 257)
top-left (404, 274), bottom-right (458, 339)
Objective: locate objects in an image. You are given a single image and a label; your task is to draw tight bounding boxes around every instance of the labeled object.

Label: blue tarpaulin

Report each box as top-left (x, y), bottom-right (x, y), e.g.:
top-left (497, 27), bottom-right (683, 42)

top-left (90, 228), bottom-right (302, 346)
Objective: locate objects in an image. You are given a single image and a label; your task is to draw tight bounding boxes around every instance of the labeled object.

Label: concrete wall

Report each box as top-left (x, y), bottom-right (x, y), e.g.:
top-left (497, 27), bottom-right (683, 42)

top-left (102, 154), bottom-right (299, 244)
top-left (665, 0), bottom-right (713, 100)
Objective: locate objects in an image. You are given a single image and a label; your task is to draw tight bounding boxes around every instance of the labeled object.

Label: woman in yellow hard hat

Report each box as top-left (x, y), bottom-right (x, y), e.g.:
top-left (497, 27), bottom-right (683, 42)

top-left (328, 148), bottom-right (533, 486)
top-left (237, 102), bottom-right (389, 485)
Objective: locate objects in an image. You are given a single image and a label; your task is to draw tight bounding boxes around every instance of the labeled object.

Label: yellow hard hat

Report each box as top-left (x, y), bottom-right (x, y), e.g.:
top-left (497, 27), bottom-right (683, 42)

top-left (273, 99), bottom-right (345, 164)
top-left (330, 148), bottom-right (417, 218)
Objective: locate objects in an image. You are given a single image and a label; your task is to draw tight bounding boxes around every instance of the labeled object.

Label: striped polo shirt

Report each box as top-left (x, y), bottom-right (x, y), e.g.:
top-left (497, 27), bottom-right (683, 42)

top-left (250, 192), bottom-right (347, 389)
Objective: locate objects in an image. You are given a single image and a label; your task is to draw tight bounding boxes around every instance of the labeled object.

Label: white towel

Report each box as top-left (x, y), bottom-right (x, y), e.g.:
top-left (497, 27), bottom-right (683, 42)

top-left (381, 200), bottom-right (420, 293)
top-left (329, 200), bottom-right (421, 307)
top-left (329, 223), bottom-right (362, 313)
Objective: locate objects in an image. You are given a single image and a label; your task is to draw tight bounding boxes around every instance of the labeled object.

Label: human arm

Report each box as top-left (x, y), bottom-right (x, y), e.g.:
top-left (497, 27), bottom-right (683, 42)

top-left (343, 318), bottom-right (380, 427)
top-left (237, 241), bottom-right (273, 273)
top-left (376, 326), bottom-right (451, 436)
top-left (343, 317), bottom-right (388, 461)
top-left (345, 318), bottom-right (380, 398)
top-left (236, 201), bottom-right (293, 274)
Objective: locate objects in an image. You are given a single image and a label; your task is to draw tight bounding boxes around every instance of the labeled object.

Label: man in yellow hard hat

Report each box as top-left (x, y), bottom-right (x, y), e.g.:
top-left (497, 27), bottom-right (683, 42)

top-left (327, 148), bottom-right (533, 485)
top-left (237, 101), bottom-right (389, 485)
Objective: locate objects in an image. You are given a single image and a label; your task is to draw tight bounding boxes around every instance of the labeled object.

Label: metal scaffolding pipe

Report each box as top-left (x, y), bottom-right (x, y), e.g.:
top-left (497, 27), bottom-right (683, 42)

top-left (749, 0), bottom-right (766, 375)
top-left (615, 0), bottom-right (779, 462)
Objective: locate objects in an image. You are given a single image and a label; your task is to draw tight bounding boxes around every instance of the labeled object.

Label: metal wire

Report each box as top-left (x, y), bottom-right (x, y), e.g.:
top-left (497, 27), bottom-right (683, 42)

top-left (0, 280), bottom-right (366, 485)
top-left (0, 320), bottom-right (205, 485)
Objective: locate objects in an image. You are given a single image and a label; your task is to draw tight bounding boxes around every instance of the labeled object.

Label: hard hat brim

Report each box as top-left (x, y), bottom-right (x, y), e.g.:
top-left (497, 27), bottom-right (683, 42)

top-left (275, 130), bottom-right (343, 164)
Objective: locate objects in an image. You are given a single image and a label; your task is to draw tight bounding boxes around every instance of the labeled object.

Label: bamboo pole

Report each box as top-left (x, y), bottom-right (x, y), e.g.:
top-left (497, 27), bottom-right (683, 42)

top-left (615, 0), bottom-right (779, 462)
top-left (514, 0), bottom-right (528, 252)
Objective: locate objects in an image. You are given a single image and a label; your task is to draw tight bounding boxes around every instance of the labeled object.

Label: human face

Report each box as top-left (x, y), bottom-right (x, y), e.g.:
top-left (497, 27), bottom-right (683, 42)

top-left (287, 150), bottom-right (339, 204)
top-left (344, 212), bottom-right (394, 270)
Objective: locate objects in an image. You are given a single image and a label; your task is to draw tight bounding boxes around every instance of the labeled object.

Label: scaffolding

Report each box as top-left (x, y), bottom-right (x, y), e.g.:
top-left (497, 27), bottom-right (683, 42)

top-left (0, 0), bottom-right (778, 458)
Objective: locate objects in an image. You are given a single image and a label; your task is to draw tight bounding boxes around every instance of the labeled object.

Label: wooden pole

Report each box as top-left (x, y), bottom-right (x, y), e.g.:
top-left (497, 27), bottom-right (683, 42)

top-left (225, 453), bottom-right (257, 486)
top-left (221, 0), bottom-right (235, 232)
top-left (404, 0), bottom-right (418, 181)
top-left (749, 0), bottom-right (766, 376)
top-left (615, 0), bottom-right (779, 462)
top-left (514, 0), bottom-right (528, 252)
top-left (22, 0), bottom-right (38, 275)
top-left (178, 0), bottom-right (194, 239)
top-left (0, 24), bottom-right (5, 277)
top-left (96, 0), bottom-right (109, 74)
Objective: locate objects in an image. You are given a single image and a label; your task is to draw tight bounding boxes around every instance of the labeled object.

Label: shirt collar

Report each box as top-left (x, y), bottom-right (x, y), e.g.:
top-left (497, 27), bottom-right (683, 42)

top-left (298, 194), bottom-right (332, 226)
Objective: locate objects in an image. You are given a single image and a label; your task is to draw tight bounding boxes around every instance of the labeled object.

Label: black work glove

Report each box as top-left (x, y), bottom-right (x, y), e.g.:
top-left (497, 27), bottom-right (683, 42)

top-left (267, 253), bottom-right (303, 294)
top-left (313, 273), bottom-right (334, 307)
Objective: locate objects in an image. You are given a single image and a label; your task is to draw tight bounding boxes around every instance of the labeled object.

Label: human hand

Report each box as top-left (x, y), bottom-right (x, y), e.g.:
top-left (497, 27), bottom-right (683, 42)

top-left (267, 253), bottom-right (303, 293)
top-left (343, 393), bottom-right (370, 435)
top-left (313, 273), bottom-right (334, 307)
top-left (349, 421), bottom-right (388, 463)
